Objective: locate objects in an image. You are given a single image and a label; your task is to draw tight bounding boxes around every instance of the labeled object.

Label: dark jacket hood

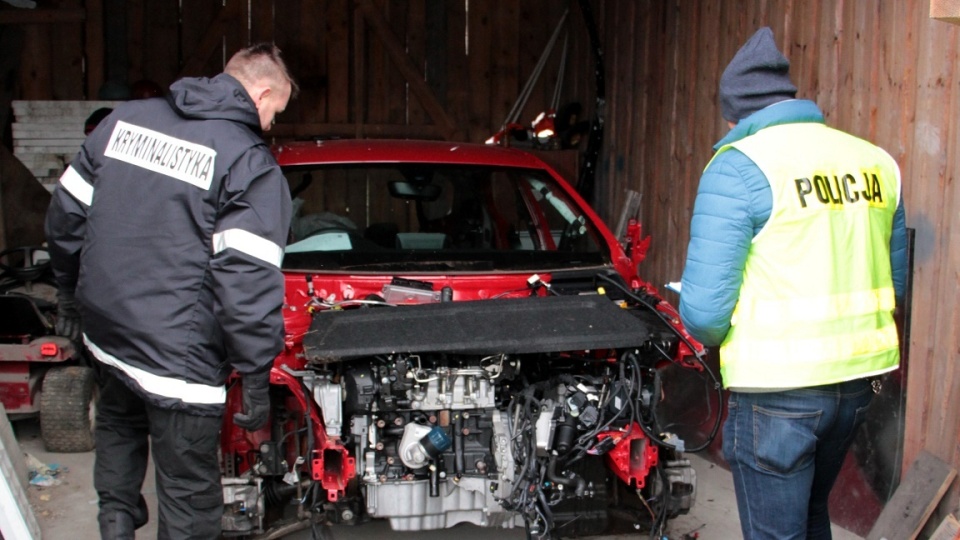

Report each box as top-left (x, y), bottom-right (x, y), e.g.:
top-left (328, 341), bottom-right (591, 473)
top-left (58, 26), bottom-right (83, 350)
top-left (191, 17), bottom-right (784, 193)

top-left (168, 73), bottom-right (262, 132)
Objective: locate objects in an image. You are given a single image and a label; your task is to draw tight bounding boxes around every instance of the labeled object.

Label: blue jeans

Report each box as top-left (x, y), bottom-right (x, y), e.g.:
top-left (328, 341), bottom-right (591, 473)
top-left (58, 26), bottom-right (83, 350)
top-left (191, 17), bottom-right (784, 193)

top-left (722, 378), bottom-right (874, 540)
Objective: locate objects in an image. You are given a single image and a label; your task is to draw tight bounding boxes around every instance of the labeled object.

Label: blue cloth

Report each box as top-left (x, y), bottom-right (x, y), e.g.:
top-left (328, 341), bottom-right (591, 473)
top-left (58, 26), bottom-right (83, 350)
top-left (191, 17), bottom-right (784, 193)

top-left (679, 99), bottom-right (908, 346)
top-left (722, 379), bottom-right (874, 539)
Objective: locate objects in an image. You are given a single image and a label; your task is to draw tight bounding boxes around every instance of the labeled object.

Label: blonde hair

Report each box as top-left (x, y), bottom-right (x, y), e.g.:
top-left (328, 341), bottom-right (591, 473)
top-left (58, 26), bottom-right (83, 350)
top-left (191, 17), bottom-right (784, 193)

top-left (225, 43), bottom-right (299, 98)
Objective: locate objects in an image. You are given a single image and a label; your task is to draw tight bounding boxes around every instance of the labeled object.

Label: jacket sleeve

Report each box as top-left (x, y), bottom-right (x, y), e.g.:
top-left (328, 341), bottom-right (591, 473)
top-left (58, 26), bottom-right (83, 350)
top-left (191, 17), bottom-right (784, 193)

top-left (45, 145), bottom-right (96, 292)
top-left (889, 198), bottom-right (907, 305)
top-left (211, 148), bottom-right (292, 376)
top-left (679, 150), bottom-right (767, 347)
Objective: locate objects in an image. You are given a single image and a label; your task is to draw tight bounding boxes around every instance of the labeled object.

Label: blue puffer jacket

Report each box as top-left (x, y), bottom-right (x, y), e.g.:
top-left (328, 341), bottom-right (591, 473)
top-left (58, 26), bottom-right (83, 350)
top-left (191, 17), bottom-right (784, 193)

top-left (679, 99), bottom-right (908, 347)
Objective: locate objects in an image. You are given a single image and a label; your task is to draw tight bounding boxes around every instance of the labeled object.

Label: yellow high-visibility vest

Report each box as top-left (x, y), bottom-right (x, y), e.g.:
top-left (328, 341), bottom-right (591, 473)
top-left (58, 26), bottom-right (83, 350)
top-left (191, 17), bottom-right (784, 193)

top-left (714, 123), bottom-right (901, 389)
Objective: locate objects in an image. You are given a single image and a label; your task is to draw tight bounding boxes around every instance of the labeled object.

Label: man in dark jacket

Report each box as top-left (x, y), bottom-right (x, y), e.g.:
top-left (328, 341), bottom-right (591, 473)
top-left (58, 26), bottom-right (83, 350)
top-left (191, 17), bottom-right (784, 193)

top-left (679, 28), bottom-right (906, 539)
top-left (45, 43), bottom-right (297, 539)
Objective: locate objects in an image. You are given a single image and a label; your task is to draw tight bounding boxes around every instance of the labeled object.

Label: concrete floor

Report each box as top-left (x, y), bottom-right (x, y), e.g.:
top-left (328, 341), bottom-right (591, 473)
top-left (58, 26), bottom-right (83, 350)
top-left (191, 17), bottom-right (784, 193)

top-left (11, 416), bottom-right (862, 540)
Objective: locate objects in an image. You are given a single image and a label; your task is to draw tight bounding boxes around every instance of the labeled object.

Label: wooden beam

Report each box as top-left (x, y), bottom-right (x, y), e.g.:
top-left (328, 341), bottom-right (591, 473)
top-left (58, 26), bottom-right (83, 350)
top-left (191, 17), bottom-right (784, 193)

top-left (931, 0), bottom-right (960, 24)
top-left (0, 26), bottom-right (24, 140)
top-left (177, 0), bottom-right (243, 78)
top-left (0, 8), bottom-right (84, 25)
top-left (867, 450), bottom-right (957, 540)
top-left (929, 514), bottom-right (960, 540)
top-left (20, 24), bottom-right (51, 100)
top-left (353, 0), bottom-right (457, 140)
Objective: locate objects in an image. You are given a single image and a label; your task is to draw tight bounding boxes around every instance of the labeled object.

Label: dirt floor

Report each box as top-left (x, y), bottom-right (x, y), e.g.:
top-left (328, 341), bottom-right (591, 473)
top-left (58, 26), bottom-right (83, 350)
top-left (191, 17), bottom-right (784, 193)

top-left (9, 416), bottom-right (862, 540)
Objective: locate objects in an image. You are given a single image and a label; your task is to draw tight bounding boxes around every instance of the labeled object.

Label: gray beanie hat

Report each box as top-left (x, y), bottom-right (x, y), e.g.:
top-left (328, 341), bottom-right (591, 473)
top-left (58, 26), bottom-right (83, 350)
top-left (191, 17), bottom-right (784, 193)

top-left (719, 27), bottom-right (797, 122)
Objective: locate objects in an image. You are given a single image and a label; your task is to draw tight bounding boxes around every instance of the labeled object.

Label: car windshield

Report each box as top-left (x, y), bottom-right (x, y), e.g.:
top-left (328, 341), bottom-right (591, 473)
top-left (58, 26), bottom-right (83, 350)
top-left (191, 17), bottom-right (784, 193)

top-left (281, 163), bottom-right (610, 272)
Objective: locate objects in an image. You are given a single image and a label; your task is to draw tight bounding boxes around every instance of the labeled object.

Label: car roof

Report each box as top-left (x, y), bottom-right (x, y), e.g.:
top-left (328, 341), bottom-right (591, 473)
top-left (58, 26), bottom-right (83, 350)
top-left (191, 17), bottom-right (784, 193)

top-left (273, 139), bottom-right (551, 169)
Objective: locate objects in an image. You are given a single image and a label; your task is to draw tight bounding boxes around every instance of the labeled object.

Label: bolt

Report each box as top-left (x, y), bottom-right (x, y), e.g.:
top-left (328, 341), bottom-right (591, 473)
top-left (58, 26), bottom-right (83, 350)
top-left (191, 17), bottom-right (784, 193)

top-left (375, 442), bottom-right (384, 451)
top-left (376, 419), bottom-right (386, 428)
top-left (394, 417), bottom-right (404, 426)
top-left (341, 509), bottom-right (354, 521)
top-left (386, 457), bottom-right (395, 465)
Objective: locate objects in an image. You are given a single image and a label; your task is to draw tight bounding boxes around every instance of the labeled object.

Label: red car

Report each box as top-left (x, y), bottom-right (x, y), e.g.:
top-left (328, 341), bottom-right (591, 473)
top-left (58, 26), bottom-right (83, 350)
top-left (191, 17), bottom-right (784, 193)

top-left (219, 139), bottom-right (711, 538)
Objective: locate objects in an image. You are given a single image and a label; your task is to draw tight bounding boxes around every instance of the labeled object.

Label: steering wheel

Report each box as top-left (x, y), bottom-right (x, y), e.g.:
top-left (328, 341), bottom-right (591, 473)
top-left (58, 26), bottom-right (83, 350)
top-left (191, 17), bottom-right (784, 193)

top-left (0, 245), bottom-right (51, 283)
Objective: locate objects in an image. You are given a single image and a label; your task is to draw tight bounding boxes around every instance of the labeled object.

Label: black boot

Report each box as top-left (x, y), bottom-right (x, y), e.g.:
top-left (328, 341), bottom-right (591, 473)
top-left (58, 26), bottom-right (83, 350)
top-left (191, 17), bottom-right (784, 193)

top-left (98, 511), bottom-right (136, 540)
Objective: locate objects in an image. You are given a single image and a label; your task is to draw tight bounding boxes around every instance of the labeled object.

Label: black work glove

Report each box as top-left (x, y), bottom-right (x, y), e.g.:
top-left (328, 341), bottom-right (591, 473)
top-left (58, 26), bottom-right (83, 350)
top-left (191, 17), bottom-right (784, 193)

top-left (55, 289), bottom-right (82, 342)
top-left (233, 368), bottom-right (271, 431)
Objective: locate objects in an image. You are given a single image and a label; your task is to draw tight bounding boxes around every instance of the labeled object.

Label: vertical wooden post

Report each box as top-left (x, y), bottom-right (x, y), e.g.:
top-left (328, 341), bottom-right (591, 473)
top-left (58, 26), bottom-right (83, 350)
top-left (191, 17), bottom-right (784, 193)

top-left (85, 0), bottom-right (105, 99)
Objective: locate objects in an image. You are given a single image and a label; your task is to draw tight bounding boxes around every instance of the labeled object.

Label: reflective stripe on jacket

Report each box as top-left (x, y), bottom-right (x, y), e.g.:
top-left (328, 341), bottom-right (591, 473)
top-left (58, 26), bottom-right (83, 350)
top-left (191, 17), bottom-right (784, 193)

top-left (45, 74), bottom-right (291, 414)
top-left (716, 122), bottom-right (900, 388)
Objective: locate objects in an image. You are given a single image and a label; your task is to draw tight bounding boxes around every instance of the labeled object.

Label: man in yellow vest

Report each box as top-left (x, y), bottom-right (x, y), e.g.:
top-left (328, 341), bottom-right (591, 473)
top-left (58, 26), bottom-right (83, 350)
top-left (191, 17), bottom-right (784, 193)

top-left (679, 27), bottom-right (907, 539)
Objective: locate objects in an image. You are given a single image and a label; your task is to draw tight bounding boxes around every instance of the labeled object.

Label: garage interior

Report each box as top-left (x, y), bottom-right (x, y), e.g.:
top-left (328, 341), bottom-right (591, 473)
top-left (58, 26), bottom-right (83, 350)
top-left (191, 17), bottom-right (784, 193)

top-left (1, 1), bottom-right (960, 539)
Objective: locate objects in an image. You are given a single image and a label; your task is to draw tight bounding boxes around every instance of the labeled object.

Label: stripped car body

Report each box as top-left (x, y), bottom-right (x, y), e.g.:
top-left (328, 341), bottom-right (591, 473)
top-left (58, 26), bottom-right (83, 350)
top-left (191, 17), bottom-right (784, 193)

top-left (219, 139), bottom-right (707, 538)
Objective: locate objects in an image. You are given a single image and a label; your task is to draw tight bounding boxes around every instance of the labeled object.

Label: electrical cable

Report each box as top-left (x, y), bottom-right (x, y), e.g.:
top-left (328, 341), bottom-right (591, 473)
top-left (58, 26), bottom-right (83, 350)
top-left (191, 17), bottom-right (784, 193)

top-left (594, 272), bottom-right (725, 452)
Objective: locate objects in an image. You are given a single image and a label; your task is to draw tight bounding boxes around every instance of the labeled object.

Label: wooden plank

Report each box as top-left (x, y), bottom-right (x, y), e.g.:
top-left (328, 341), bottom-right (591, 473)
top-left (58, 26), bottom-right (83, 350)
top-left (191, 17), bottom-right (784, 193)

top-left (12, 99), bottom-right (120, 116)
top-left (269, 0), bottom-right (301, 128)
top-left (931, 0), bottom-right (960, 24)
top-left (867, 450), bottom-right (957, 540)
top-left (604, 0), bottom-right (634, 221)
top-left (353, 5), bottom-right (365, 134)
top-left (20, 24), bottom-right (52, 100)
top-left (0, 404), bottom-right (41, 540)
top-left (365, 0), bottom-right (388, 125)
top-left (465, 0), bottom-right (492, 142)
top-left (0, 26), bottom-right (24, 137)
top-left (179, 0), bottom-right (218, 73)
top-left (490, 0), bottom-right (519, 135)
top-left (0, 7), bottom-right (84, 25)
top-left (250, 0), bottom-right (274, 44)
top-left (49, 0), bottom-right (84, 99)
top-left (441, 0), bottom-right (467, 141)
top-left (126, 0), bottom-right (145, 81)
top-left (903, 0), bottom-right (947, 475)
top-left (326, 0), bottom-right (350, 124)
top-left (384, 0), bottom-right (409, 126)
top-left (404, 0), bottom-right (427, 126)
top-left (929, 514), bottom-right (960, 540)
top-left (628, 0), bottom-right (651, 225)
top-left (927, 23), bottom-right (960, 505)
top-left (291, 0), bottom-right (320, 124)
top-left (223, 0), bottom-right (250, 64)
top-left (515, 0), bottom-right (545, 126)
top-left (83, 0), bottom-right (104, 99)
top-left (354, 0), bottom-right (456, 139)
top-left (178, 0), bottom-right (243, 77)
top-left (139, 0), bottom-right (180, 88)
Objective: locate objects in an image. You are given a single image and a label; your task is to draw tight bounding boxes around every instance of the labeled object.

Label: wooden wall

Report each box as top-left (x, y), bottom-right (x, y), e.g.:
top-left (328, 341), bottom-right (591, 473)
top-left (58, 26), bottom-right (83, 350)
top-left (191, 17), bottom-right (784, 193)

top-left (595, 0), bottom-right (960, 524)
top-left (1, 0), bottom-right (594, 146)
top-left (4, 0), bottom-right (960, 529)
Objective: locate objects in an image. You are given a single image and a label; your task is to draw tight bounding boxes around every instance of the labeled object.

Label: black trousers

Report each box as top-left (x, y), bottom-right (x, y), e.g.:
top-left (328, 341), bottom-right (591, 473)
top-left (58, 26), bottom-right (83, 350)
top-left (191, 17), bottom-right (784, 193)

top-left (93, 364), bottom-right (223, 539)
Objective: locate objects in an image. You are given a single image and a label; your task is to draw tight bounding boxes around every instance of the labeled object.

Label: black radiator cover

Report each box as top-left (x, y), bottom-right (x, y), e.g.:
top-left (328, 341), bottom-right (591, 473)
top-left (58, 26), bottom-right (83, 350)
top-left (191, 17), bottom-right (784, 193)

top-left (303, 294), bottom-right (655, 361)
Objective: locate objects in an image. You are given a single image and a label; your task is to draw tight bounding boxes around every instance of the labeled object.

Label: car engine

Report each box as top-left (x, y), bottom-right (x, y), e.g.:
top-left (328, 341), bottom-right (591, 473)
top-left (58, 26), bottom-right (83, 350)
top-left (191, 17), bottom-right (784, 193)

top-left (219, 276), bottom-right (714, 539)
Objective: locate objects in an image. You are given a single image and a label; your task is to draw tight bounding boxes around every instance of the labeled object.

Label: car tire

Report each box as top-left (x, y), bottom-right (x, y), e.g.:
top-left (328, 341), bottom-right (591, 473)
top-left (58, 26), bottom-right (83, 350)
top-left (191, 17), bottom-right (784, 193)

top-left (40, 365), bottom-right (97, 452)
